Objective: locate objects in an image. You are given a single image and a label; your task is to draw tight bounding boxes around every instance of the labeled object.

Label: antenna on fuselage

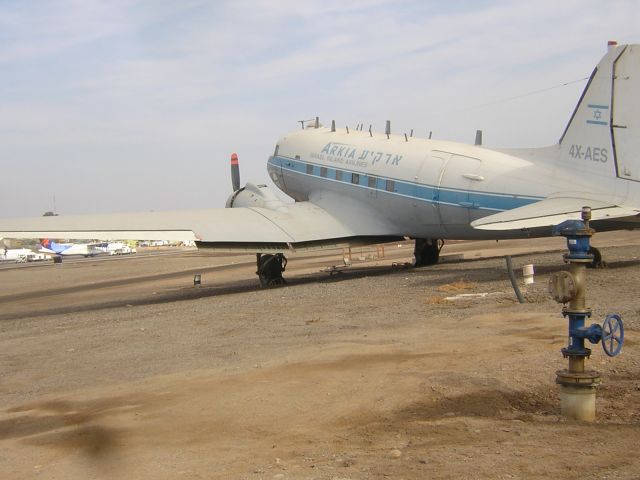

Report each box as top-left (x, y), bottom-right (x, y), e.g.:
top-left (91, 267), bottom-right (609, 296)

top-left (346, 126), bottom-right (349, 134)
top-left (475, 129), bottom-right (483, 146)
top-left (428, 131), bottom-right (432, 139)
top-left (331, 120), bottom-right (336, 132)
top-left (368, 125), bottom-right (372, 137)
top-left (385, 120), bottom-right (391, 139)
top-left (410, 129), bottom-right (413, 137)
top-left (298, 117), bottom-right (320, 129)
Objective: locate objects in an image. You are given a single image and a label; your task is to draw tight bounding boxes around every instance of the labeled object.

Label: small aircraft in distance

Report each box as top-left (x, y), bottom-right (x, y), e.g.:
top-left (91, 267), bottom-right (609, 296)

top-left (37, 239), bottom-right (137, 258)
top-left (39, 238), bottom-right (103, 257)
top-left (1, 41), bottom-right (639, 286)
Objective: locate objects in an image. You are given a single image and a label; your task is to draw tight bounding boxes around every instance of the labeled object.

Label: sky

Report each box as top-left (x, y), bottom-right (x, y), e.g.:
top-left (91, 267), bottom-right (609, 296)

top-left (0, 0), bottom-right (638, 216)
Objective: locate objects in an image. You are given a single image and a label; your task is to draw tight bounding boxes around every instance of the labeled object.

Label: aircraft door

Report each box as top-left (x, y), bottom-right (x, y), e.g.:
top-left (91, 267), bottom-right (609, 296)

top-left (437, 154), bottom-right (483, 233)
top-left (413, 152), bottom-right (449, 229)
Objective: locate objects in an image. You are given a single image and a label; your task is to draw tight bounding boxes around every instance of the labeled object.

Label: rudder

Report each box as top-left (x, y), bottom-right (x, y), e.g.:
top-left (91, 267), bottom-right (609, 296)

top-left (559, 43), bottom-right (638, 180)
top-left (611, 44), bottom-right (640, 181)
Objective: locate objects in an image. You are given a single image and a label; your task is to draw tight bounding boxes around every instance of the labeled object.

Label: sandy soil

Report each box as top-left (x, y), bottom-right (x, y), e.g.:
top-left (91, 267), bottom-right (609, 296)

top-left (1, 232), bottom-right (639, 479)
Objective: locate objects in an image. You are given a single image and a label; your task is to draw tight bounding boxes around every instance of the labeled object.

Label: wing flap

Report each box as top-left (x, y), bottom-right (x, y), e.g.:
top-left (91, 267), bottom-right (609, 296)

top-left (472, 193), bottom-right (640, 230)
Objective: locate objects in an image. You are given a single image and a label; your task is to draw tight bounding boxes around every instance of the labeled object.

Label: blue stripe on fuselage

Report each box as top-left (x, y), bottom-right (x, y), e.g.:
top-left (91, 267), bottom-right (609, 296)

top-left (268, 155), bottom-right (541, 212)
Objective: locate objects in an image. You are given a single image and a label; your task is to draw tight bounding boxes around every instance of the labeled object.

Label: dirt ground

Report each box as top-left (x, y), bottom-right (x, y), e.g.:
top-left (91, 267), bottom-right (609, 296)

top-left (1, 232), bottom-right (639, 480)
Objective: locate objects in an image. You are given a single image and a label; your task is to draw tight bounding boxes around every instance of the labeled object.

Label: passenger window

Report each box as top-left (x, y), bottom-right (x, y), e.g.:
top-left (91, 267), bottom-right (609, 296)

top-left (386, 179), bottom-right (395, 192)
top-left (368, 176), bottom-right (377, 188)
top-left (320, 167), bottom-right (328, 178)
top-left (351, 173), bottom-right (360, 184)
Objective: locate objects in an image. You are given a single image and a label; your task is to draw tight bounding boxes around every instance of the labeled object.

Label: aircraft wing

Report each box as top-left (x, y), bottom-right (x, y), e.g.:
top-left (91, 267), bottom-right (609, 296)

top-left (0, 201), bottom-right (401, 253)
top-left (471, 193), bottom-right (640, 231)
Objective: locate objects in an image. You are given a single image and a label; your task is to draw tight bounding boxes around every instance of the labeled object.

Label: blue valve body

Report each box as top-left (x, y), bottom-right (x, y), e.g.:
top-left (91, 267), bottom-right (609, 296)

top-left (563, 312), bottom-right (599, 356)
top-left (554, 216), bottom-right (623, 358)
top-left (552, 219), bottom-right (592, 260)
top-left (565, 236), bottom-right (591, 259)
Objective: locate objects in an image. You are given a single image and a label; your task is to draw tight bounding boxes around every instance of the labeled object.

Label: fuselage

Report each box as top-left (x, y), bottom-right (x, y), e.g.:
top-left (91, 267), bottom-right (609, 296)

top-left (39, 240), bottom-right (100, 256)
top-left (266, 127), bottom-right (624, 240)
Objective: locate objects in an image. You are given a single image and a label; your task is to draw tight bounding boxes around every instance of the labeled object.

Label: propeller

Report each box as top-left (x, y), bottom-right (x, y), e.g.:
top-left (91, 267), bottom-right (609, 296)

top-left (224, 152), bottom-right (287, 211)
top-left (231, 153), bottom-right (240, 192)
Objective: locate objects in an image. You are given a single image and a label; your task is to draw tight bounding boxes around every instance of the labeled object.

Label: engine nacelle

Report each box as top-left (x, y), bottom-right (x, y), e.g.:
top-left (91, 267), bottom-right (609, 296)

top-left (225, 182), bottom-right (287, 211)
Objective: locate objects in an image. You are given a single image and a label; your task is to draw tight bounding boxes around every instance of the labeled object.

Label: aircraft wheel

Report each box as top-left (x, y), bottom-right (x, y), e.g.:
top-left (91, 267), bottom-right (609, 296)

top-left (256, 253), bottom-right (287, 287)
top-left (587, 246), bottom-right (606, 268)
top-left (413, 238), bottom-right (442, 267)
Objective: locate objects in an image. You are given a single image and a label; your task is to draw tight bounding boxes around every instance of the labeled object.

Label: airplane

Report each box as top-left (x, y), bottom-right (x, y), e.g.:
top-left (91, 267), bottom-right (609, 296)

top-left (39, 238), bottom-right (104, 257)
top-left (1, 41), bottom-right (638, 286)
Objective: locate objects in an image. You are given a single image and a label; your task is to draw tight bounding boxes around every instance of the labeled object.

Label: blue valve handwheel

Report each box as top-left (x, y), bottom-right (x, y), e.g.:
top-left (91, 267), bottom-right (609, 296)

top-left (602, 313), bottom-right (624, 357)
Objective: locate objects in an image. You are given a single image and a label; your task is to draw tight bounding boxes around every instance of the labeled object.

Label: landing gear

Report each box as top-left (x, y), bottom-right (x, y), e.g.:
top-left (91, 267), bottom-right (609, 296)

top-left (413, 238), bottom-right (443, 267)
top-left (256, 253), bottom-right (288, 287)
top-left (587, 246), bottom-right (606, 268)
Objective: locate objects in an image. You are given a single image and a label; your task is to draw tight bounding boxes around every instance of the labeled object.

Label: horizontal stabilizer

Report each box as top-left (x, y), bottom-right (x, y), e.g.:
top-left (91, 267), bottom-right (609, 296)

top-left (471, 194), bottom-right (640, 231)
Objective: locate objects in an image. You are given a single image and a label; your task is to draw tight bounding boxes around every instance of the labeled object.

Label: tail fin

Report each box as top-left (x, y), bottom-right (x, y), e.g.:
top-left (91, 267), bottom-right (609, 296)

top-left (560, 42), bottom-right (639, 181)
top-left (40, 238), bottom-right (64, 253)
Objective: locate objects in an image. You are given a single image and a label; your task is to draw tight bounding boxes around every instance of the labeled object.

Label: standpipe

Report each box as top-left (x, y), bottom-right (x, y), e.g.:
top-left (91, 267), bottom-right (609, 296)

top-left (549, 207), bottom-right (624, 421)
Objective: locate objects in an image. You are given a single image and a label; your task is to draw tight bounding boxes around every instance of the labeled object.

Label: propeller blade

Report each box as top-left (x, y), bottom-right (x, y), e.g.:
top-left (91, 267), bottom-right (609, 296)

top-left (231, 153), bottom-right (240, 192)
